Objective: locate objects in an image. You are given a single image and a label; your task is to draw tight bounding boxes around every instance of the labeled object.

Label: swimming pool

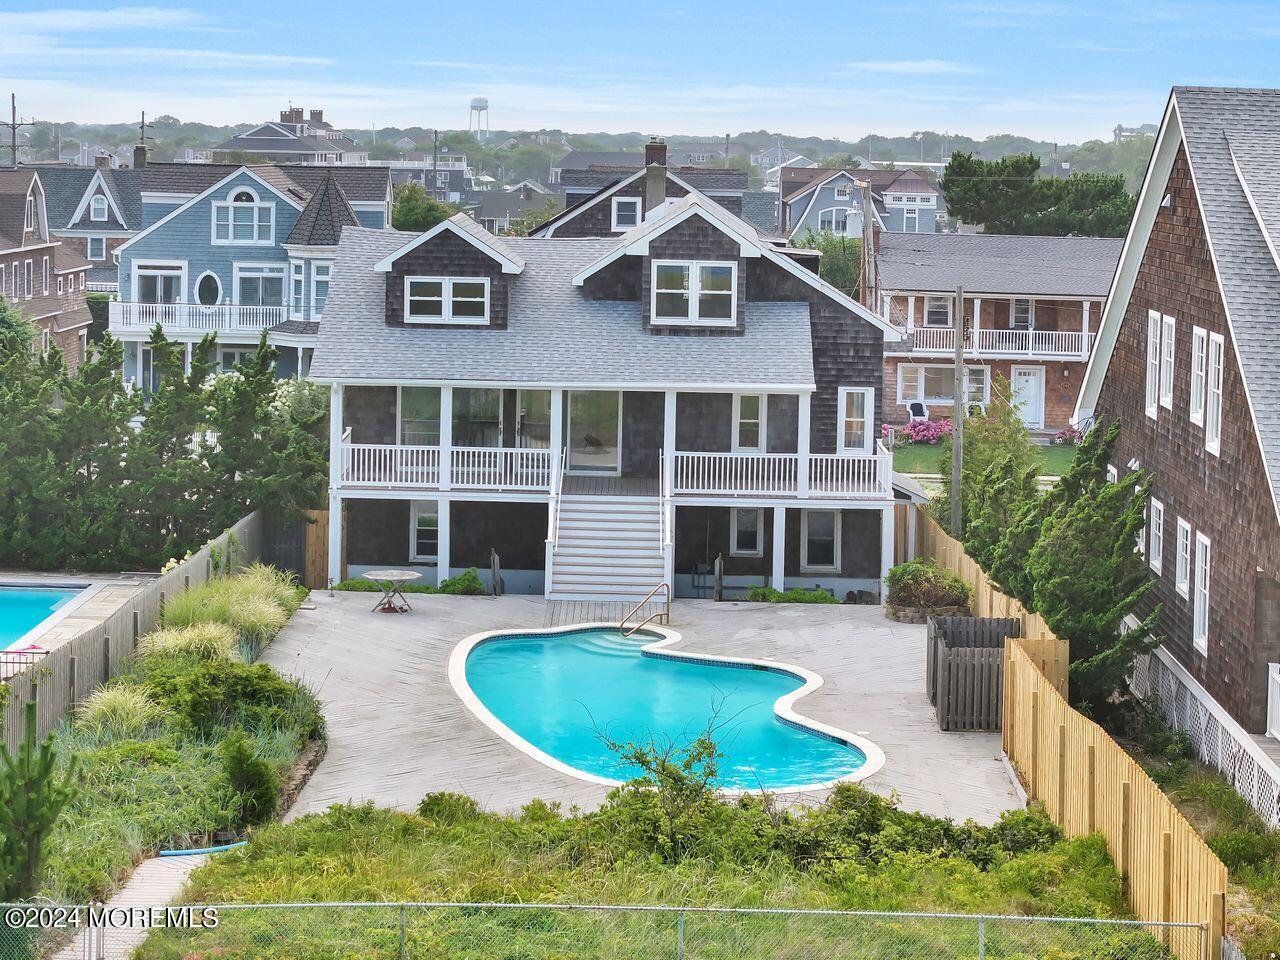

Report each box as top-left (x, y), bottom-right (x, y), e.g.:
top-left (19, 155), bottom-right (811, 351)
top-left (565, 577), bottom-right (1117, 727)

top-left (450, 625), bottom-right (883, 792)
top-left (0, 585), bottom-right (82, 649)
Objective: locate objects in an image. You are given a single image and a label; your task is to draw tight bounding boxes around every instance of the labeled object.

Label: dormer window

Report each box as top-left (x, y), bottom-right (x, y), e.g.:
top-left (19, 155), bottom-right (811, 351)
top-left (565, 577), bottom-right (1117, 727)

top-left (651, 260), bottom-right (736, 326)
top-left (24, 194), bottom-right (36, 231)
top-left (404, 276), bottom-right (490, 325)
top-left (611, 196), bottom-right (641, 231)
top-left (834, 183), bottom-right (852, 200)
top-left (212, 187), bottom-right (274, 244)
top-left (90, 195), bottom-right (108, 222)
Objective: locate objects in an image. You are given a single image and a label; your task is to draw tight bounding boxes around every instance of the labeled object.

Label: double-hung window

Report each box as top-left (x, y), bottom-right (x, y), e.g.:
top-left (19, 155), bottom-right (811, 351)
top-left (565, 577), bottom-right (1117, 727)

top-left (733, 394), bottom-right (765, 451)
top-left (1205, 332), bottom-right (1224, 456)
top-left (611, 196), bottom-right (641, 231)
top-left (235, 265), bottom-right (285, 306)
top-left (838, 386), bottom-right (875, 453)
top-left (651, 261), bottom-right (736, 326)
top-left (42, 256), bottom-right (49, 295)
top-left (1011, 298), bottom-right (1033, 330)
top-left (898, 364), bottom-right (989, 406)
top-left (1193, 532), bottom-right (1211, 656)
top-left (290, 262), bottom-right (305, 316)
top-left (1148, 497), bottom-right (1164, 574)
top-left (87, 236), bottom-right (106, 261)
top-left (213, 188), bottom-right (274, 244)
top-left (24, 195), bottom-right (35, 232)
top-left (1175, 517), bottom-right (1191, 599)
top-left (1159, 313), bottom-right (1175, 410)
top-left (801, 510), bottom-right (840, 571)
top-left (90, 195), bottom-right (108, 221)
top-left (312, 263), bottom-right (331, 317)
top-left (410, 502), bottom-right (439, 562)
top-left (1189, 326), bottom-right (1207, 425)
top-left (404, 277), bottom-right (490, 324)
top-left (1145, 309), bottom-right (1161, 419)
top-left (924, 296), bottom-right (951, 327)
top-left (730, 507), bottom-right (764, 558)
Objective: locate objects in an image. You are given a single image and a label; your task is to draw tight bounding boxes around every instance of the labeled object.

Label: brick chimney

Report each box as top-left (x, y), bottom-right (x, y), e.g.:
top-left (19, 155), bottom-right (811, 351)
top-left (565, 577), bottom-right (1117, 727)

top-left (643, 136), bottom-right (667, 215)
top-left (94, 154), bottom-right (111, 169)
top-left (309, 109), bottom-right (324, 123)
top-left (280, 107), bottom-right (303, 124)
top-left (132, 144), bottom-right (147, 169)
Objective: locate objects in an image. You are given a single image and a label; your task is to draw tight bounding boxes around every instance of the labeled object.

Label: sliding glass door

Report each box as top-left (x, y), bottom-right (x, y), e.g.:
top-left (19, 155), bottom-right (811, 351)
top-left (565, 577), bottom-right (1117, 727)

top-left (566, 391), bottom-right (621, 474)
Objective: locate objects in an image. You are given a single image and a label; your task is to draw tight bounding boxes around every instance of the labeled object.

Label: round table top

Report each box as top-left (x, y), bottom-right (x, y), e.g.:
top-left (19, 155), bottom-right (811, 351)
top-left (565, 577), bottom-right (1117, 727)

top-left (363, 569), bottom-right (423, 583)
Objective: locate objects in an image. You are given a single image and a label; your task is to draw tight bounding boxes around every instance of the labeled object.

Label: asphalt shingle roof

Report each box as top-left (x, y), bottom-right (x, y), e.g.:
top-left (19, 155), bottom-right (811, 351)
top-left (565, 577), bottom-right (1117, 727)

top-left (555, 150), bottom-right (643, 170)
top-left (875, 232), bottom-right (1123, 297)
top-left (1173, 85), bottom-right (1280, 514)
top-left (0, 169), bottom-right (37, 249)
top-left (137, 163), bottom-right (390, 203)
top-left (310, 228), bottom-right (815, 386)
top-left (36, 167), bottom-right (143, 230)
top-left (285, 172), bottom-right (361, 245)
top-left (741, 190), bottom-right (780, 236)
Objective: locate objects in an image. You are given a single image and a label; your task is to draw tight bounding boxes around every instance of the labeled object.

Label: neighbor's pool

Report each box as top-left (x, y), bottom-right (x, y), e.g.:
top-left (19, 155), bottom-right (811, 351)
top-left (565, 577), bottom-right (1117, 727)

top-left (0, 586), bottom-right (80, 649)
top-left (459, 627), bottom-right (870, 791)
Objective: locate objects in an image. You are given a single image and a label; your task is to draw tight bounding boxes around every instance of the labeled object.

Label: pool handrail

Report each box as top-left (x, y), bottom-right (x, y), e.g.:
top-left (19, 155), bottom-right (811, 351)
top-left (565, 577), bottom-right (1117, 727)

top-left (619, 581), bottom-right (670, 637)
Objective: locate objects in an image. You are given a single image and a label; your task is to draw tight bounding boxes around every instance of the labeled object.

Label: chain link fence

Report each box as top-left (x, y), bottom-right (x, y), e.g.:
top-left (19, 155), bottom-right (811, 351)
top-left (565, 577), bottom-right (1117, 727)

top-left (0, 901), bottom-right (1206, 960)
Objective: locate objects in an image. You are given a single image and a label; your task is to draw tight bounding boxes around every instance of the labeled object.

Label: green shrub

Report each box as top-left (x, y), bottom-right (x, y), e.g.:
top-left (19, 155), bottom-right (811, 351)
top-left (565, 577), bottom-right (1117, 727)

top-left (417, 792), bottom-right (482, 824)
top-left (1209, 828), bottom-right (1280, 872)
top-left (162, 577), bottom-right (289, 653)
top-left (745, 586), bottom-right (839, 604)
top-left (221, 730), bottom-right (280, 826)
top-left (885, 559), bottom-right (970, 609)
top-left (332, 567), bottom-right (488, 596)
top-left (137, 623), bottom-right (240, 661)
top-left (76, 685), bottom-right (166, 739)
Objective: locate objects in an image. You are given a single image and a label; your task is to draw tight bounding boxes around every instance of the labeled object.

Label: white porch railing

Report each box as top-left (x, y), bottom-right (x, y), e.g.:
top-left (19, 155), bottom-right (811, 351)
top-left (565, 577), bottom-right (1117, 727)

top-left (887, 325), bottom-right (1093, 359)
top-left (1268, 662), bottom-right (1280, 741)
top-left (673, 446), bottom-right (892, 498)
top-left (450, 446), bottom-right (552, 490)
top-left (342, 443), bottom-right (441, 487)
top-left (109, 301), bottom-right (286, 335)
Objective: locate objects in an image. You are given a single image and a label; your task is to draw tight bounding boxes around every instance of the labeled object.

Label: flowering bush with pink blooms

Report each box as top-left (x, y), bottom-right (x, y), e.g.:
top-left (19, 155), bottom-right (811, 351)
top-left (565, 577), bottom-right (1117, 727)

top-left (1052, 426), bottom-right (1084, 446)
top-left (883, 418), bottom-right (954, 446)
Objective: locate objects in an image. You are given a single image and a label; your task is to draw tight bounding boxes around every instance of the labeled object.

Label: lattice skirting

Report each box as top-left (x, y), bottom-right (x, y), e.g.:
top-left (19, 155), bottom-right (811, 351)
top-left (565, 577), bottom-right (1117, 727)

top-left (1131, 649), bottom-right (1280, 828)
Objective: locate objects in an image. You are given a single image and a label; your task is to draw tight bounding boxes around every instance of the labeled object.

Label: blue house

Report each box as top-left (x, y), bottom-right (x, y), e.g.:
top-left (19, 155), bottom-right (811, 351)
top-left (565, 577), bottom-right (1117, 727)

top-left (780, 167), bottom-right (942, 241)
top-left (110, 162), bottom-right (392, 386)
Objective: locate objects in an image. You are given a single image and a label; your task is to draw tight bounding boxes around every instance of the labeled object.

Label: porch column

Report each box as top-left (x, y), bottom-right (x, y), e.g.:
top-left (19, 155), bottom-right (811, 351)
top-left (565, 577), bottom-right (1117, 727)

top-left (662, 390), bottom-right (677, 493)
top-left (797, 392), bottom-right (811, 497)
top-left (771, 506), bottom-right (787, 591)
top-left (436, 497), bottom-right (451, 588)
top-left (1081, 300), bottom-right (1092, 357)
top-left (326, 383), bottom-right (344, 586)
top-left (880, 503), bottom-right (895, 601)
top-left (905, 295), bottom-right (915, 332)
top-left (438, 386), bottom-right (453, 490)
top-left (548, 388), bottom-right (564, 474)
top-left (972, 298), bottom-right (981, 353)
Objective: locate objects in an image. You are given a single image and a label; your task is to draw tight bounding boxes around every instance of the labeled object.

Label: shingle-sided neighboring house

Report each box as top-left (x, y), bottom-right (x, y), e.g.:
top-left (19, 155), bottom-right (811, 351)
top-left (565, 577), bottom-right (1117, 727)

top-left (311, 181), bottom-right (913, 602)
top-left (0, 169), bottom-right (94, 369)
top-left (109, 162), bottom-right (391, 384)
top-left (781, 167), bottom-right (942, 239)
top-left (549, 149), bottom-right (643, 184)
top-left (1075, 87), bottom-right (1280, 815)
top-left (213, 108), bottom-right (368, 165)
top-left (36, 161), bottom-right (143, 290)
top-left (865, 232), bottom-right (1121, 433)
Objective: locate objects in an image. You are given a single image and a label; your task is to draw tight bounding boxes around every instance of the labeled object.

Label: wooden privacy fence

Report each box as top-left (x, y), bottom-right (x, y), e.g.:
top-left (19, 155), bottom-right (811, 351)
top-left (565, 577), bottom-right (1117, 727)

top-left (927, 616), bottom-right (1020, 731)
top-left (0, 512), bottom-right (264, 752)
top-left (1005, 641), bottom-right (1227, 960)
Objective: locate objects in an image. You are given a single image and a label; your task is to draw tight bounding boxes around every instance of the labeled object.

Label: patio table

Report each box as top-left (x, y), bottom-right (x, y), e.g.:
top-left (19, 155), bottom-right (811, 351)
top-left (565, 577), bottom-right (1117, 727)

top-left (363, 569), bottom-right (422, 613)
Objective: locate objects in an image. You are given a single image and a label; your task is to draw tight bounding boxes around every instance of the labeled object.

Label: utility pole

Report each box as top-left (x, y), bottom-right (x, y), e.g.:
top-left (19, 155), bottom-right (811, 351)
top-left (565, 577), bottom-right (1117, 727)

top-left (951, 285), bottom-right (966, 534)
top-left (4, 93), bottom-right (36, 168)
top-left (724, 132), bottom-right (730, 169)
top-left (432, 128), bottom-right (439, 173)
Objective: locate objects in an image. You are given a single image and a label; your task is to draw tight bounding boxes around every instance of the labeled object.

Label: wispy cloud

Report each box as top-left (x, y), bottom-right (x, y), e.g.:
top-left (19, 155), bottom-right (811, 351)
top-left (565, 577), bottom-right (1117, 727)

top-left (0, 5), bottom-right (206, 31)
top-left (848, 59), bottom-right (981, 75)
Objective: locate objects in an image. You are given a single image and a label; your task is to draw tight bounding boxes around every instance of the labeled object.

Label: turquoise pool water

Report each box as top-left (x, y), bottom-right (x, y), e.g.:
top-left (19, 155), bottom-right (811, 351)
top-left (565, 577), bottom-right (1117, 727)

top-left (463, 628), bottom-right (867, 790)
top-left (0, 586), bottom-right (79, 649)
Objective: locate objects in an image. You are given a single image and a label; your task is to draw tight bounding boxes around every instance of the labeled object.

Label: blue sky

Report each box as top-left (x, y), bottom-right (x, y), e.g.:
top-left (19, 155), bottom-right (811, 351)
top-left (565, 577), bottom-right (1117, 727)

top-left (3, 0), bottom-right (1280, 142)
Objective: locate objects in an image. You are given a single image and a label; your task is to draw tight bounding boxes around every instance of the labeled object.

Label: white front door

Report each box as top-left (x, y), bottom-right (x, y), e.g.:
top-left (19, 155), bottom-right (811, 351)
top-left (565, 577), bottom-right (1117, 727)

top-left (1011, 365), bottom-right (1046, 430)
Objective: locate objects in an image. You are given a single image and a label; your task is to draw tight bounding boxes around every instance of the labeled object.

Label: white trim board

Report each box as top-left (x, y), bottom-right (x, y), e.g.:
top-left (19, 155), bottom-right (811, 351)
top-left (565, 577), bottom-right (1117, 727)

top-left (372, 215), bottom-right (525, 274)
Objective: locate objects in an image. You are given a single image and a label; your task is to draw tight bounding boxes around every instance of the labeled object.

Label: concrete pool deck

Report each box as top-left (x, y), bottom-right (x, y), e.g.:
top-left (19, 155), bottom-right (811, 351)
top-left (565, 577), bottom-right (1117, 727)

top-left (0, 572), bottom-right (144, 652)
top-left (264, 593), bottom-right (1022, 825)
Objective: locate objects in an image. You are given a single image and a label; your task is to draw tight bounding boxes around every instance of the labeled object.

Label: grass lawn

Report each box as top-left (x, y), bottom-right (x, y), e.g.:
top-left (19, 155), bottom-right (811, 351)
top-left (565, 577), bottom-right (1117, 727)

top-left (893, 443), bottom-right (1077, 477)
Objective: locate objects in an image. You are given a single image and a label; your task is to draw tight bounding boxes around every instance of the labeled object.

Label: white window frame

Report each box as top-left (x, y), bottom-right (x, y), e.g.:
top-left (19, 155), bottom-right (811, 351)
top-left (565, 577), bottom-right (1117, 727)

top-left (817, 207), bottom-right (852, 234)
top-left (290, 261), bottom-right (305, 317)
top-left (194, 270), bottom-right (222, 306)
top-left (311, 261), bottom-right (332, 319)
top-left (403, 276), bottom-right (491, 325)
top-left (1159, 313), bottom-right (1175, 410)
top-left (650, 260), bottom-right (737, 327)
top-left (41, 256), bottom-right (49, 295)
top-left (57, 276), bottom-right (64, 295)
top-left (903, 208), bottom-right (919, 232)
top-left (834, 183), bottom-right (852, 200)
top-left (23, 259), bottom-right (33, 299)
top-left (1175, 517), bottom-right (1191, 599)
top-left (1193, 531), bottom-right (1211, 656)
top-left (800, 509), bottom-right (841, 572)
top-left (1106, 464), bottom-right (1119, 484)
top-left (1205, 332), bottom-right (1224, 457)
top-left (897, 363), bottom-right (990, 406)
top-left (729, 507), bottom-right (764, 558)
top-left (1010, 298), bottom-right (1035, 330)
top-left (232, 262), bottom-right (286, 307)
top-left (732, 393), bottom-right (767, 452)
top-left (131, 260), bottom-right (187, 303)
top-left (837, 386), bottom-right (875, 454)
top-left (610, 196), bottom-right (642, 231)
top-left (87, 236), bottom-right (106, 261)
top-left (923, 295), bottom-right (952, 327)
top-left (24, 194), bottom-right (35, 232)
top-left (211, 186), bottom-right (275, 245)
top-left (1148, 497), bottom-right (1164, 574)
top-left (1189, 325), bottom-right (1207, 426)
top-left (410, 501), bottom-right (440, 564)
top-left (1145, 309), bottom-right (1161, 419)
top-left (90, 194), bottom-right (108, 222)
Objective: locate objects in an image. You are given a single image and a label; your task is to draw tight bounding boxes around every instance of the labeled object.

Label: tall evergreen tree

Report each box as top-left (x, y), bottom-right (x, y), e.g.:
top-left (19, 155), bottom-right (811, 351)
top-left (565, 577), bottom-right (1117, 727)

top-left (206, 334), bottom-right (280, 529)
top-left (963, 455), bottom-right (1040, 571)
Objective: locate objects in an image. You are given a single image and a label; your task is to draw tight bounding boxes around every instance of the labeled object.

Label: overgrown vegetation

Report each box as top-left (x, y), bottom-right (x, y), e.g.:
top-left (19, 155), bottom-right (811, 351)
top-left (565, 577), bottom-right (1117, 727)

top-left (792, 230), bottom-right (860, 295)
top-left (0, 301), bottom-right (328, 571)
top-left (744, 586), bottom-right (839, 604)
top-left (39, 566), bottom-right (321, 903)
top-left (391, 181), bottom-right (461, 232)
top-left (332, 568), bottom-right (488, 596)
top-left (885, 560), bottom-right (970, 610)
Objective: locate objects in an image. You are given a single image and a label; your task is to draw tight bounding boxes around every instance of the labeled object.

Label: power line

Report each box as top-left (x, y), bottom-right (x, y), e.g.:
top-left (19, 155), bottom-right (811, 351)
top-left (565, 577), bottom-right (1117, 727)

top-left (3, 93), bottom-right (36, 169)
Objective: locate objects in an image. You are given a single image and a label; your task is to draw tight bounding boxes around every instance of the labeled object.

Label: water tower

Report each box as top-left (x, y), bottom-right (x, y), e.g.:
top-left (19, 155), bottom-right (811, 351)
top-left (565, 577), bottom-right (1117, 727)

top-left (468, 97), bottom-right (490, 141)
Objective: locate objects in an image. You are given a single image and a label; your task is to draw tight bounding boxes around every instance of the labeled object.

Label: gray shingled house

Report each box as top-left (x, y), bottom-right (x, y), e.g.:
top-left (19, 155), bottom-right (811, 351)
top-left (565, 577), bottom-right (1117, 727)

top-left (311, 157), bottom-right (910, 602)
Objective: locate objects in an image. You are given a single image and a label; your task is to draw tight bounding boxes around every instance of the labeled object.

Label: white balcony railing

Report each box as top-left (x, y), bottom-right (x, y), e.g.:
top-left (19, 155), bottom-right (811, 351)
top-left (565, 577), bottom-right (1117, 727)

top-left (888, 325), bottom-right (1093, 358)
top-left (450, 446), bottom-right (552, 490)
top-left (343, 443), bottom-right (441, 487)
top-left (109, 301), bottom-right (286, 336)
top-left (673, 444), bottom-right (893, 499)
top-left (340, 443), bottom-right (551, 491)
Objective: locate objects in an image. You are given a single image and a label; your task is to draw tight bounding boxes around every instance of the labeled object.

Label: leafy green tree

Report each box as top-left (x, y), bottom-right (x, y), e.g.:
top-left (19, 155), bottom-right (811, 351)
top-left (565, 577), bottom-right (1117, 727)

top-left (391, 181), bottom-right (460, 232)
top-left (793, 230), bottom-right (860, 295)
top-left (506, 197), bottom-right (561, 236)
top-left (368, 141), bottom-right (403, 161)
top-left (940, 152), bottom-right (1042, 233)
top-left (0, 701), bottom-right (79, 900)
top-left (1027, 469), bottom-right (1160, 716)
